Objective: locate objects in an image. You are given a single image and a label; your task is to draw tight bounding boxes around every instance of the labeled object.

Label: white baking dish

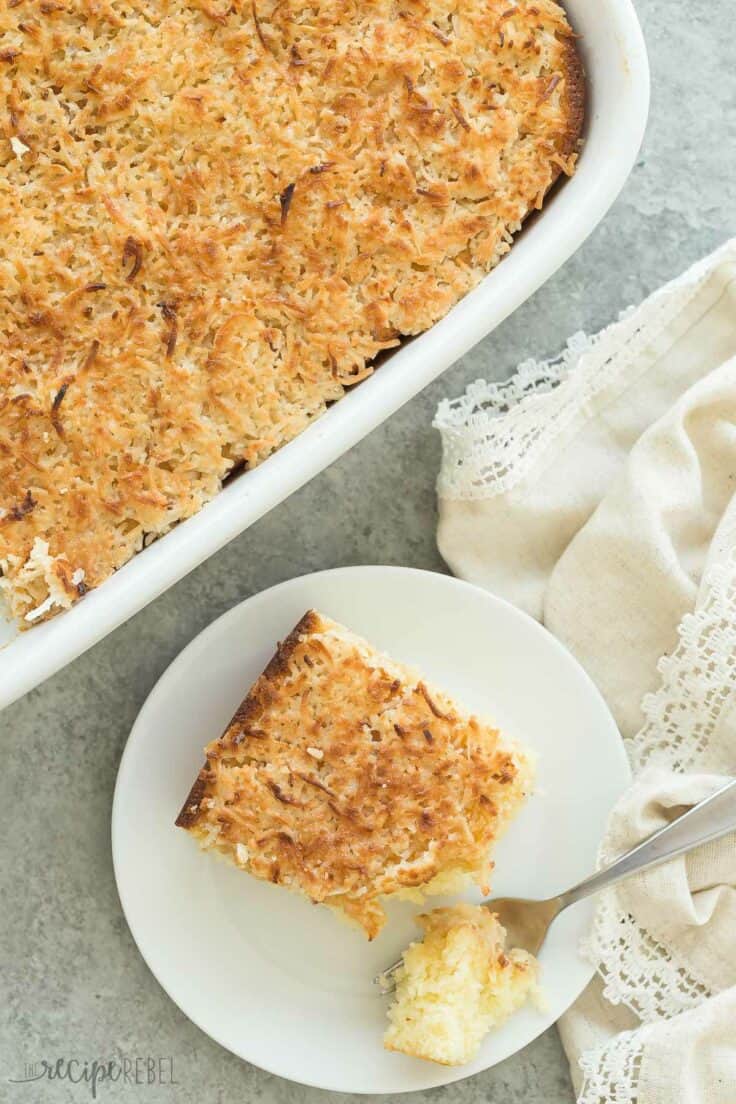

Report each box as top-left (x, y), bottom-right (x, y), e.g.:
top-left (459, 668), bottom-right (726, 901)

top-left (0, 0), bottom-right (649, 709)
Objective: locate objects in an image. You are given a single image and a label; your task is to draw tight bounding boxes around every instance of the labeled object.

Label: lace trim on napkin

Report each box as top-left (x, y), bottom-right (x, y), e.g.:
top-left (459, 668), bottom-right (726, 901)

top-left (580, 540), bottom-right (736, 1042)
top-left (434, 241), bottom-right (736, 501)
top-left (578, 1030), bottom-right (648, 1104)
top-left (584, 850), bottom-right (711, 1026)
top-left (632, 545), bottom-right (736, 776)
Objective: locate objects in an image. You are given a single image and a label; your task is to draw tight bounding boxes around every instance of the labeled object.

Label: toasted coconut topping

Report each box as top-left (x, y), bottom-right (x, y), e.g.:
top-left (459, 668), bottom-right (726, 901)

top-left (0, 0), bottom-right (583, 625)
top-left (279, 182), bottom-right (296, 226)
top-left (122, 236), bottom-right (143, 282)
top-left (50, 378), bottom-right (72, 437)
top-left (175, 610), bottom-right (534, 939)
top-left (9, 134), bottom-right (30, 157)
top-left (6, 490), bottom-right (36, 522)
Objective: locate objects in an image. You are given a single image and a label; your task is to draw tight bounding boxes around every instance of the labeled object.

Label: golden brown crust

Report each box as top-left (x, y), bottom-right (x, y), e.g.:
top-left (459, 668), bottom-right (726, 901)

top-left (0, 1), bottom-right (583, 626)
top-left (175, 609), bottom-right (319, 828)
top-left (175, 609), bottom-right (533, 938)
top-left (558, 39), bottom-right (586, 160)
top-left (175, 773), bottom-right (209, 830)
top-left (254, 609), bottom-right (322, 687)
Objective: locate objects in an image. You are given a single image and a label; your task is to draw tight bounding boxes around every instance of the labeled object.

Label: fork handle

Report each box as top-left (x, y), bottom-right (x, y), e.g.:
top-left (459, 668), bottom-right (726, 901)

top-left (561, 777), bottom-right (736, 908)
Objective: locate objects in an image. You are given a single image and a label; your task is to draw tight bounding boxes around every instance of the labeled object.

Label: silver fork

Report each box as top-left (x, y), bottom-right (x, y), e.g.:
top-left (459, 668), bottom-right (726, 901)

top-left (376, 777), bottom-right (736, 994)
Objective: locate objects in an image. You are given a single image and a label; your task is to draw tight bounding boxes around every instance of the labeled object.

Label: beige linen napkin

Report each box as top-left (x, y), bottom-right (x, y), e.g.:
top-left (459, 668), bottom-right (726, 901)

top-left (434, 241), bottom-right (736, 1103)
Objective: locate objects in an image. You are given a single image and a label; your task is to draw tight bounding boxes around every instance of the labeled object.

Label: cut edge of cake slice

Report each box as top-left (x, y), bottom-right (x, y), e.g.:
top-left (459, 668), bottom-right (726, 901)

top-left (384, 903), bottom-right (540, 1066)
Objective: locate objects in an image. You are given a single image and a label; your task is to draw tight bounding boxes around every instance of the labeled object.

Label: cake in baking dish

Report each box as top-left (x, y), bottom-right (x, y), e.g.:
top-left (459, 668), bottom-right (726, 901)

top-left (384, 903), bottom-right (539, 1065)
top-left (175, 610), bottom-right (533, 939)
top-left (0, 1), bottom-right (583, 624)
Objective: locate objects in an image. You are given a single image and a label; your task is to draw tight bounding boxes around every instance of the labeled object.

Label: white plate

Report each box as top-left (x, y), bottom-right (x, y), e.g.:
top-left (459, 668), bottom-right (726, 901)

top-left (112, 566), bottom-right (630, 1094)
top-left (0, 0), bottom-right (650, 709)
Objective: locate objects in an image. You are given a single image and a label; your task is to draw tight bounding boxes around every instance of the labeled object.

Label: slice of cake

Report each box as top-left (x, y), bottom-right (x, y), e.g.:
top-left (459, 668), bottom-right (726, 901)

top-left (384, 904), bottom-right (538, 1065)
top-left (176, 610), bottom-right (532, 939)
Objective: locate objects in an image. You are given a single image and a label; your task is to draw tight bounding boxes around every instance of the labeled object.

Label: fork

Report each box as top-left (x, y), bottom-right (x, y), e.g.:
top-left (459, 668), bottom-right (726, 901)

top-left (376, 777), bottom-right (736, 994)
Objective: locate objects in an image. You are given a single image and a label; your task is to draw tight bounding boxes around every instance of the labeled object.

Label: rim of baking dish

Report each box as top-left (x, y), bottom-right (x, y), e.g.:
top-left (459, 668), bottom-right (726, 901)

top-left (0, 0), bottom-right (650, 711)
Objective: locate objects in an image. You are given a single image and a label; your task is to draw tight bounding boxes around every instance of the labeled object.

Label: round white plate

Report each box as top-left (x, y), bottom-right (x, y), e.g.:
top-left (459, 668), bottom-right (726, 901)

top-left (112, 566), bottom-right (629, 1094)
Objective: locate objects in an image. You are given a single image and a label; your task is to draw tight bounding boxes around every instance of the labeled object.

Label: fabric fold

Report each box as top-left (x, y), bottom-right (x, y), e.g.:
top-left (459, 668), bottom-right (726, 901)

top-left (435, 240), bottom-right (736, 1103)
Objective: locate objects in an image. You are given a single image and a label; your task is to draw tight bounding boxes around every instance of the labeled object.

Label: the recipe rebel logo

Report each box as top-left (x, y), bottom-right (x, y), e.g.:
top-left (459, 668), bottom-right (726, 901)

top-left (9, 1056), bottom-right (178, 1098)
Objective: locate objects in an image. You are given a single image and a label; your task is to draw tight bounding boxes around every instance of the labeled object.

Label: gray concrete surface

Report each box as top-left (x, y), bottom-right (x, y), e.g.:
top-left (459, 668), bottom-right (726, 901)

top-left (2, 2), bottom-right (735, 1101)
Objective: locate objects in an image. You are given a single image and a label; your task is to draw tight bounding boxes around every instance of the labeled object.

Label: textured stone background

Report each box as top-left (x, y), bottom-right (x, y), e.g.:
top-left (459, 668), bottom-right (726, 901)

top-left (2, 2), bottom-right (735, 1101)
